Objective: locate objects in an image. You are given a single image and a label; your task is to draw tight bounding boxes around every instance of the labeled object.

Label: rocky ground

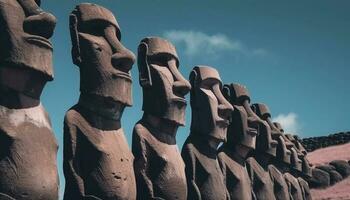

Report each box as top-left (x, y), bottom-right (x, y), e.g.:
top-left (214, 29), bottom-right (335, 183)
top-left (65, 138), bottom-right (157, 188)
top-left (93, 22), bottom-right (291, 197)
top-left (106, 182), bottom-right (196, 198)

top-left (307, 143), bottom-right (350, 200)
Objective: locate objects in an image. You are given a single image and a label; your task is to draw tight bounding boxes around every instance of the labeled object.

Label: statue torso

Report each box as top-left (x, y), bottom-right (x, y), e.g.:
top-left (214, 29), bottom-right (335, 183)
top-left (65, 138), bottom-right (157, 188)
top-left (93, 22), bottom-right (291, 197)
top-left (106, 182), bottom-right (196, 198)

top-left (298, 177), bottom-right (312, 200)
top-left (0, 104), bottom-right (59, 200)
top-left (65, 109), bottom-right (136, 200)
top-left (284, 173), bottom-right (303, 200)
top-left (182, 140), bottom-right (227, 200)
top-left (247, 157), bottom-right (276, 200)
top-left (218, 151), bottom-right (252, 200)
top-left (133, 123), bottom-right (187, 200)
top-left (268, 165), bottom-right (290, 200)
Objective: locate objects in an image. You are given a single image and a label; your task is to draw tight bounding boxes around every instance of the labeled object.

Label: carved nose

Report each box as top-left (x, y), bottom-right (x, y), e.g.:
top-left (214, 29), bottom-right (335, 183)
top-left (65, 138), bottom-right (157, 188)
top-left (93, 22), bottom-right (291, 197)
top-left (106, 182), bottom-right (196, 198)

top-left (218, 103), bottom-right (234, 121)
top-left (286, 149), bottom-right (291, 155)
top-left (248, 116), bottom-right (260, 129)
top-left (23, 12), bottom-right (56, 39)
top-left (173, 80), bottom-right (191, 98)
top-left (111, 48), bottom-right (136, 73)
top-left (271, 140), bottom-right (278, 148)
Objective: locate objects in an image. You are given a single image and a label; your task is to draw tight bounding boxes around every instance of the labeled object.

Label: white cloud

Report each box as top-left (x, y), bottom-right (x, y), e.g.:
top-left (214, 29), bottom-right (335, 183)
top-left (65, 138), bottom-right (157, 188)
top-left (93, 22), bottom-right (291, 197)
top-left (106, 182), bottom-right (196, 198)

top-left (163, 30), bottom-right (263, 57)
top-left (163, 30), bottom-right (242, 56)
top-left (272, 112), bottom-right (301, 134)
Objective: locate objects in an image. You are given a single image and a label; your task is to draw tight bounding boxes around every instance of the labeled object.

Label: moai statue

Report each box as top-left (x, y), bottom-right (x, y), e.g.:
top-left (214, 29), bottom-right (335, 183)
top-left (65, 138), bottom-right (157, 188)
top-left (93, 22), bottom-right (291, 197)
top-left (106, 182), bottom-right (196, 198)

top-left (247, 103), bottom-right (279, 200)
top-left (293, 135), bottom-right (307, 155)
top-left (273, 122), bottom-right (312, 200)
top-left (253, 104), bottom-right (293, 146)
top-left (132, 37), bottom-right (191, 200)
top-left (252, 104), bottom-right (292, 200)
top-left (0, 0), bottom-right (59, 199)
top-left (63, 3), bottom-right (136, 199)
top-left (218, 83), bottom-right (259, 200)
top-left (182, 66), bottom-right (233, 200)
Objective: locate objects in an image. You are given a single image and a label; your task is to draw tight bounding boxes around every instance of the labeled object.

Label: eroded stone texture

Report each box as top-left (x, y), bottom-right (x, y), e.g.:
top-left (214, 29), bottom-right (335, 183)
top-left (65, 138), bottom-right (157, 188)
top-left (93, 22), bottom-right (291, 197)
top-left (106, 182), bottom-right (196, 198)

top-left (63, 3), bottom-right (136, 199)
top-left (0, 0), bottom-right (59, 199)
top-left (132, 37), bottom-right (190, 200)
top-left (269, 165), bottom-right (290, 200)
top-left (309, 168), bottom-right (330, 188)
top-left (298, 177), bottom-right (312, 200)
top-left (330, 160), bottom-right (350, 178)
top-left (218, 83), bottom-right (259, 200)
top-left (284, 173), bottom-right (303, 200)
top-left (182, 66), bottom-right (232, 200)
top-left (316, 165), bottom-right (343, 185)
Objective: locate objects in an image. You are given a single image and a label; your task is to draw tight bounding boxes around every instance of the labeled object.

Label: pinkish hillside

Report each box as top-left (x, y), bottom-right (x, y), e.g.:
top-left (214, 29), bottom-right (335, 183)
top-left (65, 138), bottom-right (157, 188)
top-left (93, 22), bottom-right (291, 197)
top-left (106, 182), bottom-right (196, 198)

top-left (311, 178), bottom-right (350, 200)
top-left (307, 143), bottom-right (350, 165)
top-left (307, 143), bottom-right (350, 199)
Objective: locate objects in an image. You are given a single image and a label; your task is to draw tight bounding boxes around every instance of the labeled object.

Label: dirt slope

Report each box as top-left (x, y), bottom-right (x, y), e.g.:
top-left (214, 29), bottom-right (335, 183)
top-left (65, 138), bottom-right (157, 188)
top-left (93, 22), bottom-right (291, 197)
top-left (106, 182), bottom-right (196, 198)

top-left (307, 143), bottom-right (350, 200)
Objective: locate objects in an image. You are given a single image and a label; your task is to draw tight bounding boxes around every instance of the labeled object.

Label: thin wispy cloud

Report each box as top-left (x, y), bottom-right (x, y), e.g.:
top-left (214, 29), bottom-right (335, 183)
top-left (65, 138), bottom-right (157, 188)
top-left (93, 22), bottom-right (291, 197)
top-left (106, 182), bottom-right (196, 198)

top-left (163, 30), bottom-right (268, 58)
top-left (272, 112), bottom-right (301, 134)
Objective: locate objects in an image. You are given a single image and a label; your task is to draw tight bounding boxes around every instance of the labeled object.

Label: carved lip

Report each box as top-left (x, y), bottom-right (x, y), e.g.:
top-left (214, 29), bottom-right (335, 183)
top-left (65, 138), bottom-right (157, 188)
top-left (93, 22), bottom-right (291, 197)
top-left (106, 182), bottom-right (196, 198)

top-left (26, 36), bottom-right (53, 49)
top-left (217, 119), bottom-right (230, 127)
top-left (248, 128), bottom-right (258, 136)
top-left (113, 71), bottom-right (132, 81)
top-left (172, 97), bottom-right (187, 105)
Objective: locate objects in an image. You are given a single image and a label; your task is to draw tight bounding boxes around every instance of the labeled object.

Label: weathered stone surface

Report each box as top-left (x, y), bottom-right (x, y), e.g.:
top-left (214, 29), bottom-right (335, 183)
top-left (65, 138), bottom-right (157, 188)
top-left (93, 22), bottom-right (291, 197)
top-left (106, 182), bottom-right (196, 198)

top-left (63, 3), bottom-right (136, 199)
top-left (247, 157), bottom-right (276, 200)
top-left (269, 165), bottom-right (290, 200)
top-left (182, 66), bottom-right (232, 200)
top-left (275, 135), bottom-right (292, 165)
top-left (284, 173), bottom-right (303, 200)
top-left (309, 168), bottom-right (330, 188)
top-left (0, 0), bottom-right (59, 199)
top-left (290, 147), bottom-right (303, 172)
top-left (0, 0), bottom-right (56, 81)
top-left (132, 37), bottom-right (190, 200)
top-left (298, 177), bottom-right (312, 200)
top-left (316, 164), bottom-right (343, 185)
top-left (218, 83), bottom-right (258, 200)
top-left (329, 160), bottom-right (350, 178)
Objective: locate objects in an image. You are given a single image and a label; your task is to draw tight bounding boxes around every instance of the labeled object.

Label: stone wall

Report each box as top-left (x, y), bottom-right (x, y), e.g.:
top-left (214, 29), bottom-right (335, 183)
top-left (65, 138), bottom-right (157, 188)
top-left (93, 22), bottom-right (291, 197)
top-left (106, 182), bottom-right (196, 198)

top-left (301, 132), bottom-right (350, 152)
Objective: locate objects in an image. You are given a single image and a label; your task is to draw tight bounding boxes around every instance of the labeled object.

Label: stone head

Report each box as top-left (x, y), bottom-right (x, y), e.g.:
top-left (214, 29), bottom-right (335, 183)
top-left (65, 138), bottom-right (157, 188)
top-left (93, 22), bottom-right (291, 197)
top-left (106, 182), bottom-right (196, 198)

top-left (251, 103), bottom-right (278, 157)
top-left (276, 135), bottom-right (292, 165)
top-left (222, 83), bottom-right (259, 150)
top-left (252, 103), bottom-right (282, 138)
top-left (290, 147), bottom-right (302, 172)
top-left (293, 135), bottom-right (307, 155)
top-left (299, 155), bottom-right (312, 178)
top-left (137, 37), bottom-right (191, 126)
top-left (287, 134), bottom-right (311, 177)
top-left (70, 3), bottom-right (135, 107)
top-left (0, 0), bottom-right (56, 98)
top-left (274, 122), bottom-right (284, 133)
top-left (189, 66), bottom-right (233, 145)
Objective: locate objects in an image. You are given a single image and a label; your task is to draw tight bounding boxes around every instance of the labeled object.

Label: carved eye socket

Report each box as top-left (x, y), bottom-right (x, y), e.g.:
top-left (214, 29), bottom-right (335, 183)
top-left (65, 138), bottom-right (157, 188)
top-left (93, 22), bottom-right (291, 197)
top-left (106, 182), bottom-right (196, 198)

top-left (148, 53), bottom-right (173, 66)
top-left (80, 21), bottom-right (115, 37)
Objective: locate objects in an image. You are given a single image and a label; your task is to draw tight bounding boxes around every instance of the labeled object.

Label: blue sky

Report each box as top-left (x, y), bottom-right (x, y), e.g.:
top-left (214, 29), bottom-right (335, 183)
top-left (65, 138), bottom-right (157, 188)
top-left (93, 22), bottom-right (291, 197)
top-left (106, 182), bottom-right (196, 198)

top-left (39, 0), bottom-right (350, 197)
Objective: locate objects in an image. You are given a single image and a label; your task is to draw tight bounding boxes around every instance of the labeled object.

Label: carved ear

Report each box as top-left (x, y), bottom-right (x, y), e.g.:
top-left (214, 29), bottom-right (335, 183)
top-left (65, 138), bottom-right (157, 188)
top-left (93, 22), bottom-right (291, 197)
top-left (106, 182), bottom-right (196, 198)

top-left (69, 13), bottom-right (81, 66)
top-left (189, 68), bottom-right (199, 106)
top-left (251, 104), bottom-right (257, 114)
top-left (222, 84), bottom-right (231, 103)
top-left (138, 42), bottom-right (152, 87)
